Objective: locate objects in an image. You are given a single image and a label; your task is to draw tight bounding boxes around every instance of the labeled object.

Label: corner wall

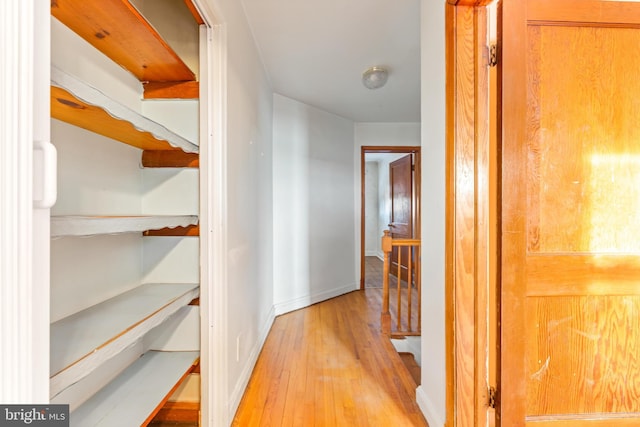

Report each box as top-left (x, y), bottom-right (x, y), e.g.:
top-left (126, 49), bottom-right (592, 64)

top-left (417, 0), bottom-right (447, 425)
top-left (206, 0), bottom-right (275, 422)
top-left (272, 94), bottom-right (357, 315)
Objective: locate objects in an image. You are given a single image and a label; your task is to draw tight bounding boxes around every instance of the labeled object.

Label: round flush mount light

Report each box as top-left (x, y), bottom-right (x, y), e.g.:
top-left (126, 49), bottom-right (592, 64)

top-left (362, 66), bottom-right (388, 90)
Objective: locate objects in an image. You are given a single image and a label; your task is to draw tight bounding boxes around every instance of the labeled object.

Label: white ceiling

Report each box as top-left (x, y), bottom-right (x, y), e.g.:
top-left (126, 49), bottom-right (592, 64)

top-left (240, 0), bottom-right (421, 123)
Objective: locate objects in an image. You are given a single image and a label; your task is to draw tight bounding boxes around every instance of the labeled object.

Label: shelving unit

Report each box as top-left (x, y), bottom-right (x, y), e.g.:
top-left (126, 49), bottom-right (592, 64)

top-left (70, 351), bottom-right (199, 427)
top-left (50, 0), bottom-right (203, 423)
top-left (50, 283), bottom-right (199, 397)
top-left (51, 215), bottom-right (198, 238)
top-left (51, 67), bottom-right (199, 153)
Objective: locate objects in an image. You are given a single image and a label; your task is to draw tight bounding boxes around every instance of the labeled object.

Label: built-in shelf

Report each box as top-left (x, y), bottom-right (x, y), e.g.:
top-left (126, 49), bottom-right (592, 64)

top-left (143, 224), bottom-right (200, 237)
top-left (143, 81), bottom-right (200, 99)
top-left (142, 150), bottom-right (200, 168)
top-left (51, 67), bottom-right (199, 153)
top-left (51, 215), bottom-right (199, 238)
top-left (70, 350), bottom-right (199, 427)
top-left (50, 283), bottom-right (199, 397)
top-left (51, 0), bottom-right (196, 83)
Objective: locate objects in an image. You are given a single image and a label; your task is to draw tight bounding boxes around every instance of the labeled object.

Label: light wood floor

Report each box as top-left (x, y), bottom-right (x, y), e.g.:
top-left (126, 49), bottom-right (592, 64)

top-left (232, 290), bottom-right (428, 427)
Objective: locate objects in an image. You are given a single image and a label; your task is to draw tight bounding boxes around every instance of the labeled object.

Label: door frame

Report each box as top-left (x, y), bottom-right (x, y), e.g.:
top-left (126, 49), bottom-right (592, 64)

top-left (445, 0), bottom-right (497, 426)
top-left (360, 146), bottom-right (421, 290)
top-left (190, 0), bottom-right (228, 425)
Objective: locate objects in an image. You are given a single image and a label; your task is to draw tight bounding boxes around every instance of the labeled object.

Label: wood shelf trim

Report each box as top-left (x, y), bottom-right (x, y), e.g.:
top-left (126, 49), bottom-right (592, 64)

top-left (143, 225), bottom-right (200, 237)
top-left (51, 0), bottom-right (196, 82)
top-left (183, 0), bottom-right (205, 25)
top-left (51, 215), bottom-right (199, 238)
top-left (71, 351), bottom-right (199, 426)
top-left (143, 81), bottom-right (200, 99)
top-left (50, 283), bottom-right (199, 397)
top-left (51, 67), bottom-right (199, 153)
top-left (142, 150), bottom-right (200, 168)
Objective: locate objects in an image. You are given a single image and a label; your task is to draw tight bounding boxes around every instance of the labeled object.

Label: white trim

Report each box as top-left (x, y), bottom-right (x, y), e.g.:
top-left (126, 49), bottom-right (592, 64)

top-left (228, 305), bottom-right (275, 416)
top-left (0, 0), bottom-right (49, 403)
top-left (416, 386), bottom-right (446, 427)
top-left (274, 283), bottom-right (358, 316)
top-left (196, 1), bottom-right (229, 425)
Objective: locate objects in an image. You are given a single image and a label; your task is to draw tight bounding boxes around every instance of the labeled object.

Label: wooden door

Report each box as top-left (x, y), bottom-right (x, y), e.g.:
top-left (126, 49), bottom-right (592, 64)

top-left (501, 0), bottom-right (640, 425)
top-left (389, 154), bottom-right (413, 278)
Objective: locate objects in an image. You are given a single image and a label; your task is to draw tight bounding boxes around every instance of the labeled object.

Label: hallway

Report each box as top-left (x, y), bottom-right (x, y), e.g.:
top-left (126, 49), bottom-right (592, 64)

top-left (232, 290), bottom-right (428, 426)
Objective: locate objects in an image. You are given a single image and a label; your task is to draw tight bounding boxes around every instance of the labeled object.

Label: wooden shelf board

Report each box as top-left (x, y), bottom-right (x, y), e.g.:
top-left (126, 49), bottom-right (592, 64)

top-left (183, 0), bottom-right (205, 26)
top-left (51, 0), bottom-right (195, 82)
top-left (51, 67), bottom-right (198, 153)
top-left (143, 81), bottom-right (199, 99)
top-left (50, 283), bottom-right (199, 397)
top-left (143, 225), bottom-right (200, 237)
top-left (51, 215), bottom-right (198, 238)
top-left (151, 401), bottom-right (200, 423)
top-left (70, 351), bottom-right (199, 427)
top-left (142, 150), bottom-right (200, 168)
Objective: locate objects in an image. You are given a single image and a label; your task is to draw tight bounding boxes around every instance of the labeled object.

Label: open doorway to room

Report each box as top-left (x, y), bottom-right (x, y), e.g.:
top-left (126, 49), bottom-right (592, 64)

top-left (360, 146), bottom-right (421, 290)
top-left (360, 146), bottom-right (421, 384)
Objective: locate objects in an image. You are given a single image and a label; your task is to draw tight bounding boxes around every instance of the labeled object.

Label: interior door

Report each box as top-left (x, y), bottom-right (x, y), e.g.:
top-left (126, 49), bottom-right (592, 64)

top-left (501, 0), bottom-right (640, 425)
top-left (389, 154), bottom-right (413, 279)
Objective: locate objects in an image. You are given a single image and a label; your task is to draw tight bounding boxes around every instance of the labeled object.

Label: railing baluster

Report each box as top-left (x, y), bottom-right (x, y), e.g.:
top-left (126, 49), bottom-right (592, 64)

top-left (407, 246), bottom-right (413, 331)
top-left (396, 245), bottom-right (402, 331)
top-left (380, 230), bottom-right (421, 338)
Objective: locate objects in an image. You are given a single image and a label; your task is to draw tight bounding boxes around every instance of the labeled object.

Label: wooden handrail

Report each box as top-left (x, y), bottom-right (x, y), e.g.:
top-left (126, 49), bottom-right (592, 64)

top-left (381, 230), bottom-right (421, 338)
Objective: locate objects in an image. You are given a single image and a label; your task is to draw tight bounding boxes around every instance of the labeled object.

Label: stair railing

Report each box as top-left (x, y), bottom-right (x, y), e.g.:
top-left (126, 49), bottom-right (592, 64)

top-left (381, 230), bottom-right (421, 337)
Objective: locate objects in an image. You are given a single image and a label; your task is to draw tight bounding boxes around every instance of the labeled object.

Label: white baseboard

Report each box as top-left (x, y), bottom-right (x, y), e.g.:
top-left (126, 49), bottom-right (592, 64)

top-left (416, 386), bottom-right (446, 427)
top-left (376, 251), bottom-right (384, 261)
top-left (228, 304), bottom-right (276, 416)
top-left (274, 283), bottom-right (357, 316)
top-left (365, 250), bottom-right (377, 257)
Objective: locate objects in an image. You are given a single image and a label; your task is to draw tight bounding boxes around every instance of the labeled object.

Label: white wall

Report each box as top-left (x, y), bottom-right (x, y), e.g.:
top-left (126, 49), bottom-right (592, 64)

top-left (208, 0), bottom-right (275, 421)
top-left (364, 161), bottom-right (379, 256)
top-left (417, 0), bottom-right (447, 426)
top-left (273, 94), bottom-right (357, 314)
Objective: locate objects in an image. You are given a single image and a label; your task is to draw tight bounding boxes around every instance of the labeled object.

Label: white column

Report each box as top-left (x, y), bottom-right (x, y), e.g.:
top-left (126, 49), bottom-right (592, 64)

top-left (0, 0), bottom-right (50, 403)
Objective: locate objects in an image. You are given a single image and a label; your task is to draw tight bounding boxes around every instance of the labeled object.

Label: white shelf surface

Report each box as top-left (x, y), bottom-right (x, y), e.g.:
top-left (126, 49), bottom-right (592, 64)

top-left (50, 283), bottom-right (199, 397)
top-left (70, 350), bottom-right (199, 427)
top-left (51, 66), bottom-right (199, 153)
top-left (51, 215), bottom-right (198, 237)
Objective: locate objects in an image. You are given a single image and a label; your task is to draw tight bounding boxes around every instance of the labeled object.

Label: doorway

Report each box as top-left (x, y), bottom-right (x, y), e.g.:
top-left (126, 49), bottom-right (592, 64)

top-left (360, 146), bottom-right (421, 291)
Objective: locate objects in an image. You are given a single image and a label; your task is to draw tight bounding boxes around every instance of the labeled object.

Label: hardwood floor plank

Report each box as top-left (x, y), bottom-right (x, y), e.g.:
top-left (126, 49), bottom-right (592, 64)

top-left (232, 290), bottom-right (428, 426)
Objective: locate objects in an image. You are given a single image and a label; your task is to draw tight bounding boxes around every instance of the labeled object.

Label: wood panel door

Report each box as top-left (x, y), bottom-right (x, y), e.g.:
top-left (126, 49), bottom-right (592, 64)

top-left (501, 1), bottom-right (640, 425)
top-left (389, 154), bottom-right (413, 278)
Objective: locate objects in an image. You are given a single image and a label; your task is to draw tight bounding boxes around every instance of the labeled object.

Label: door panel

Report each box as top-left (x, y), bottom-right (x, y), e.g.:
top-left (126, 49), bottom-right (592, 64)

top-left (502, 0), bottom-right (640, 424)
top-left (389, 154), bottom-right (413, 279)
top-left (389, 154), bottom-right (413, 239)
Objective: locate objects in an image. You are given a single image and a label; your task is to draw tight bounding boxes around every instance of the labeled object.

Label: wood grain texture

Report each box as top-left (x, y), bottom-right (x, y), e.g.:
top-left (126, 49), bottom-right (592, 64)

top-left (528, 0), bottom-right (640, 26)
top-left (232, 291), bottom-right (427, 426)
top-left (501, 0), bottom-right (529, 423)
top-left (453, 5), bottom-right (479, 427)
top-left (150, 401), bottom-right (199, 423)
top-left (51, 0), bottom-right (195, 82)
top-left (527, 255), bottom-right (640, 296)
top-left (527, 296), bottom-right (640, 415)
top-left (142, 150), bottom-right (200, 168)
top-left (503, 1), bottom-right (640, 424)
top-left (528, 25), bottom-right (640, 254)
top-left (445, 4), bottom-right (456, 425)
top-left (143, 81), bottom-right (200, 99)
top-left (51, 86), bottom-right (181, 151)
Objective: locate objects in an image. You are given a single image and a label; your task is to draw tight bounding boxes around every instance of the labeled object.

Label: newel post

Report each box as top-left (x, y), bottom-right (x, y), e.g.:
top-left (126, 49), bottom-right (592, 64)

top-left (381, 230), bottom-right (392, 335)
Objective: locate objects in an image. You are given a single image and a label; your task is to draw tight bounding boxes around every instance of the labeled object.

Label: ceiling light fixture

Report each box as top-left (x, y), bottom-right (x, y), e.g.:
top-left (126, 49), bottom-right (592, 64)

top-left (362, 66), bottom-right (388, 90)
